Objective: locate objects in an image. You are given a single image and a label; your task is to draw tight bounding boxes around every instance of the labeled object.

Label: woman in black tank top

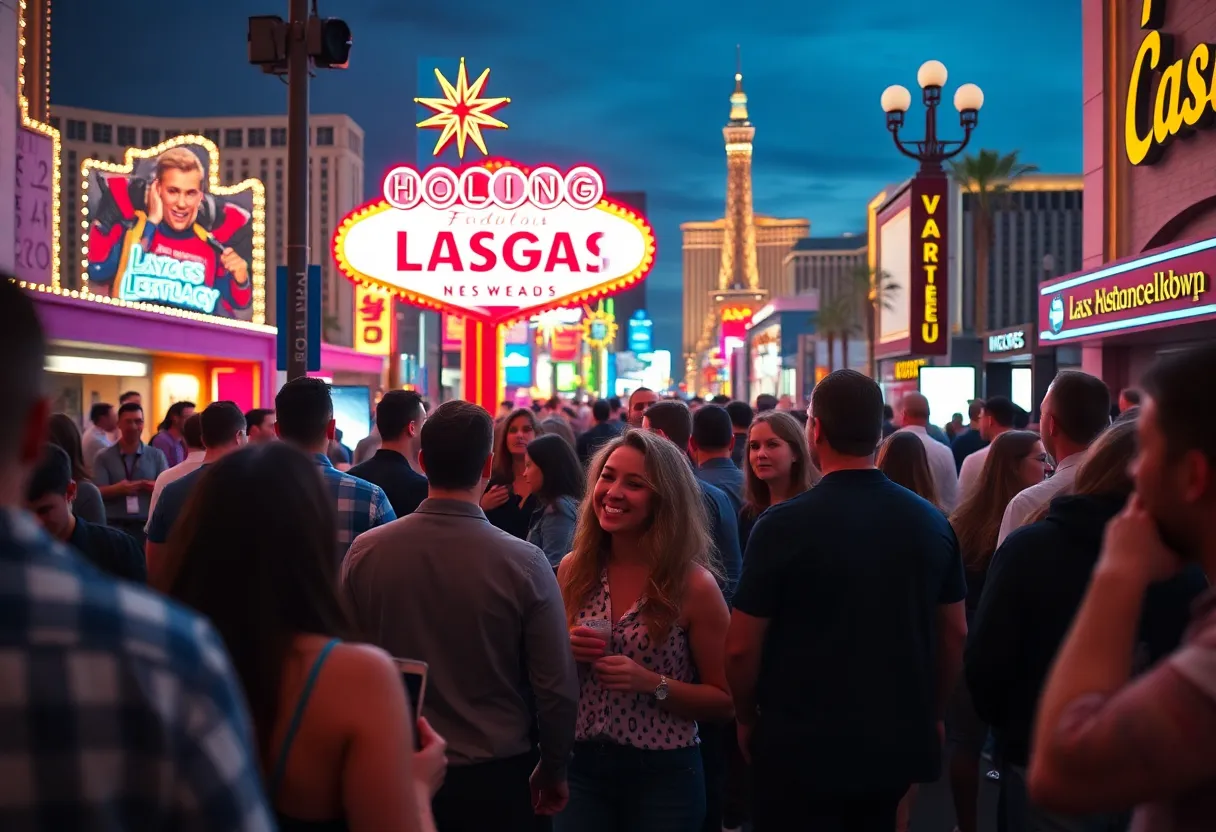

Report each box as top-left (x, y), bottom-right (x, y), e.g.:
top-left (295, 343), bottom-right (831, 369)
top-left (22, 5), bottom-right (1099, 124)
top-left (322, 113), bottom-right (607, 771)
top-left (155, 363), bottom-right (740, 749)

top-left (158, 441), bottom-right (444, 831)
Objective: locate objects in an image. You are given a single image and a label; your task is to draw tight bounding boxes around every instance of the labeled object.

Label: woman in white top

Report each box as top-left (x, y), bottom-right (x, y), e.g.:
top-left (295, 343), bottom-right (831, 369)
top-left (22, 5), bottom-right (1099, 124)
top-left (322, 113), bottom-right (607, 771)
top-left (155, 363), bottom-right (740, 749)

top-left (557, 430), bottom-right (733, 832)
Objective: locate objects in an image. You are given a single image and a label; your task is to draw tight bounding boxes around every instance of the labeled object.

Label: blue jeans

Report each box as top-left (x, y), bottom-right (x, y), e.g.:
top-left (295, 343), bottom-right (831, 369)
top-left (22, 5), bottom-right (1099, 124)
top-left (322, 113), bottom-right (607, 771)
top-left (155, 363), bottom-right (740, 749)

top-left (554, 742), bottom-right (706, 832)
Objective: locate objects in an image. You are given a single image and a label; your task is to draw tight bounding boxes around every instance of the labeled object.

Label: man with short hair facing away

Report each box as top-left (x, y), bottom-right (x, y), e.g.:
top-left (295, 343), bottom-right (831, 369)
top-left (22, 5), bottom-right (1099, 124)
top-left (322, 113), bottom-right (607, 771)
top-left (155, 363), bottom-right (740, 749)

top-left (725, 401), bottom-right (754, 469)
top-left (951, 399), bottom-right (987, 471)
top-left (1030, 345), bottom-right (1216, 824)
top-left (145, 401), bottom-right (247, 580)
top-left (146, 411), bottom-right (204, 525)
top-left (82, 402), bottom-right (117, 465)
top-left (691, 404), bottom-right (745, 512)
top-left (898, 392), bottom-right (960, 511)
top-left (0, 278), bottom-right (272, 827)
top-left (726, 370), bottom-right (967, 831)
top-left (341, 401), bottom-right (578, 831)
top-left (243, 407), bottom-right (277, 443)
top-left (26, 444), bottom-right (146, 583)
top-left (92, 401), bottom-right (168, 545)
top-left (956, 396), bottom-right (1018, 503)
top-left (1118, 386), bottom-right (1141, 415)
top-left (576, 398), bottom-right (622, 466)
top-left (349, 390), bottom-right (429, 517)
top-left (997, 371), bottom-right (1111, 546)
top-left (275, 377), bottom-right (395, 563)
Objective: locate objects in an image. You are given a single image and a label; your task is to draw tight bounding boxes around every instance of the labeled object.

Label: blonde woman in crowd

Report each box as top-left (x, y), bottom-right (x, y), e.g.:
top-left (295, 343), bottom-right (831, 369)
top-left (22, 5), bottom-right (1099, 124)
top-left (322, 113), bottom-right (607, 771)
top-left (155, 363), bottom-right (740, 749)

top-left (558, 430), bottom-right (733, 832)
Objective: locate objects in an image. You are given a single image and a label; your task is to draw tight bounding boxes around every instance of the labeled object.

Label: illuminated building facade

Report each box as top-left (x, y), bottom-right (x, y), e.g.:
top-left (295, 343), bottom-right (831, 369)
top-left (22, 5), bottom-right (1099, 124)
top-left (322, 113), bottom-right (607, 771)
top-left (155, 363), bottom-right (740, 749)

top-left (681, 61), bottom-right (808, 391)
top-left (49, 105), bottom-right (365, 345)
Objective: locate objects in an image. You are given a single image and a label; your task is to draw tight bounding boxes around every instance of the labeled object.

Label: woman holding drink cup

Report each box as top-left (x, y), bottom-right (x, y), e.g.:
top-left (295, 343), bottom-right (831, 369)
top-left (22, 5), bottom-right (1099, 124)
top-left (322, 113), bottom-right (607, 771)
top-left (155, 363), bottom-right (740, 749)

top-left (556, 430), bottom-right (734, 832)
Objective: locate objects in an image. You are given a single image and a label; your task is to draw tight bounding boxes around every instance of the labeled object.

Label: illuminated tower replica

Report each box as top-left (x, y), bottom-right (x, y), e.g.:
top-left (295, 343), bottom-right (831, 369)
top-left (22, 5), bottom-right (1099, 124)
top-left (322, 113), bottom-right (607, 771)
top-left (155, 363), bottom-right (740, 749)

top-left (689, 53), bottom-right (768, 394)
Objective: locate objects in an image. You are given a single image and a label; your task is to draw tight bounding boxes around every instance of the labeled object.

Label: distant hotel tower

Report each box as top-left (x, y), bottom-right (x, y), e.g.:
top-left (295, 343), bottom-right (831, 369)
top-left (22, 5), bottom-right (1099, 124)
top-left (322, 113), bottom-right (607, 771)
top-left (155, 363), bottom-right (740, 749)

top-left (681, 54), bottom-right (808, 391)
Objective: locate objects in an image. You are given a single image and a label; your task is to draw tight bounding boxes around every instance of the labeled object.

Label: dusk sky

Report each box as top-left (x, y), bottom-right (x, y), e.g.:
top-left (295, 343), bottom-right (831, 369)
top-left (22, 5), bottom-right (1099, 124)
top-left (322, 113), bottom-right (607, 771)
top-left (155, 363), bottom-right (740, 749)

top-left (52, 0), bottom-right (1083, 353)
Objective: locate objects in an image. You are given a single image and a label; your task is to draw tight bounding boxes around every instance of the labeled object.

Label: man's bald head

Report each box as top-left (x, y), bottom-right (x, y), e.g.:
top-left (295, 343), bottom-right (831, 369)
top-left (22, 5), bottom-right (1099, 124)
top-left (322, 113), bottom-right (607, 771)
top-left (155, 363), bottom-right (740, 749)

top-left (900, 392), bottom-right (931, 426)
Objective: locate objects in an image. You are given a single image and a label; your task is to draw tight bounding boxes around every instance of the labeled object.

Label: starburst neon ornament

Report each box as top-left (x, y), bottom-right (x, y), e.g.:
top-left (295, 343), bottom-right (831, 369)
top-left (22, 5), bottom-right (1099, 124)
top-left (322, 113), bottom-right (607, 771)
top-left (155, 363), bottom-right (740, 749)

top-left (415, 57), bottom-right (510, 159)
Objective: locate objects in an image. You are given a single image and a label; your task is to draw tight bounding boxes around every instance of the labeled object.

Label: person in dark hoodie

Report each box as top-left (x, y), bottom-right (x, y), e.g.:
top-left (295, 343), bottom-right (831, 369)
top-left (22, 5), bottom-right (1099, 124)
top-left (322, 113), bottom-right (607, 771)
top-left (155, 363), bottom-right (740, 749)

top-left (965, 416), bottom-right (1208, 831)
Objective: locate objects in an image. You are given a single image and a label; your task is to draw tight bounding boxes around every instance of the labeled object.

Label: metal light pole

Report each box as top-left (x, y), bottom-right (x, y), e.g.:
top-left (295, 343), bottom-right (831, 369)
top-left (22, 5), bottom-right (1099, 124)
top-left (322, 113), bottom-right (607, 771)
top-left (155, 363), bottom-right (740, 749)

top-left (285, 0), bottom-right (311, 381)
top-left (880, 61), bottom-right (984, 172)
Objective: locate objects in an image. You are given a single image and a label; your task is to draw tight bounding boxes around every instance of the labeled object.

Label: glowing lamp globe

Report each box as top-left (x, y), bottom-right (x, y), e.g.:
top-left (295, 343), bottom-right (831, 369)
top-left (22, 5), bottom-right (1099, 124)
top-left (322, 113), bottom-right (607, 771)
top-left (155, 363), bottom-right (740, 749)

top-left (881, 85), bottom-right (913, 114)
top-left (954, 83), bottom-right (985, 112)
top-left (917, 60), bottom-right (948, 89)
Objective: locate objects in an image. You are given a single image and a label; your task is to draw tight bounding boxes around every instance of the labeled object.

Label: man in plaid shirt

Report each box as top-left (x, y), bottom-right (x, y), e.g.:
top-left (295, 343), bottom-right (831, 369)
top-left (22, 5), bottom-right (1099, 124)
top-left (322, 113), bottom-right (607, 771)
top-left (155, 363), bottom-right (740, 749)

top-left (273, 377), bottom-right (396, 561)
top-left (0, 278), bottom-right (272, 830)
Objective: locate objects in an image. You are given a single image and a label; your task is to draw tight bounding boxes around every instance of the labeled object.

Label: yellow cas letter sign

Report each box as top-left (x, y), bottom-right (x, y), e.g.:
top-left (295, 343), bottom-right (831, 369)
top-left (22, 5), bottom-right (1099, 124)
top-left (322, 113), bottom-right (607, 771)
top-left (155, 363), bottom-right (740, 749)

top-left (354, 283), bottom-right (393, 356)
top-left (1126, 0), bottom-right (1216, 166)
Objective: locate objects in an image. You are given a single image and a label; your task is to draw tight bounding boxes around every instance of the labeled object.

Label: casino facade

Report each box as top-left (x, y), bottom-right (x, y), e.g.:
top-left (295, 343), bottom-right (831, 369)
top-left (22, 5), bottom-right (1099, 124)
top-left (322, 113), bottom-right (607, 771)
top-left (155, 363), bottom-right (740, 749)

top-left (1039, 0), bottom-right (1216, 387)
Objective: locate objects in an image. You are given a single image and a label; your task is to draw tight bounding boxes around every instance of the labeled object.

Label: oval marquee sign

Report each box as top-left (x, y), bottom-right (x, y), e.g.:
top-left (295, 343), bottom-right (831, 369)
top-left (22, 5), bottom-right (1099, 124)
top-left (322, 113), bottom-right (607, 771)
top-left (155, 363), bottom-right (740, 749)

top-left (333, 160), bottom-right (656, 325)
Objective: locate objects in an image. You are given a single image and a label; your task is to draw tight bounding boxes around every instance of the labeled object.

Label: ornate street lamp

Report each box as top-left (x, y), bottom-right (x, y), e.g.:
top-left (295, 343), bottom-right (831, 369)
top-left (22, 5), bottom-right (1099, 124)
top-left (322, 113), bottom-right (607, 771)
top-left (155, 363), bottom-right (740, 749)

top-left (881, 60), bottom-right (984, 173)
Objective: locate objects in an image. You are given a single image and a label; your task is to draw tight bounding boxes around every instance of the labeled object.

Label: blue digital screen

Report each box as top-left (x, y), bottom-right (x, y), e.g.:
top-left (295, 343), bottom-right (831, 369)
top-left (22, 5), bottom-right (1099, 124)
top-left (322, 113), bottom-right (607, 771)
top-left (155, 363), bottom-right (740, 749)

top-left (504, 344), bottom-right (532, 388)
top-left (628, 310), bottom-right (653, 354)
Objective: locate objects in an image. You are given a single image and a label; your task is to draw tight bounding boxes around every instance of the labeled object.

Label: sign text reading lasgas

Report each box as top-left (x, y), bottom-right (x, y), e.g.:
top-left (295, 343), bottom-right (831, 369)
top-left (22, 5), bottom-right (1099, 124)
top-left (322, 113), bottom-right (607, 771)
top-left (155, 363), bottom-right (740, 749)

top-left (1068, 269), bottom-right (1208, 322)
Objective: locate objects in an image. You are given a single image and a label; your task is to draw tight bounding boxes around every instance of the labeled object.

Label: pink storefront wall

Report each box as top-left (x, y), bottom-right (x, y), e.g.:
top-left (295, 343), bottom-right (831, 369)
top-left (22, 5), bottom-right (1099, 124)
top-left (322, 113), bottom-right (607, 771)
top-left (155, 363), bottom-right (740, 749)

top-left (29, 289), bottom-right (278, 408)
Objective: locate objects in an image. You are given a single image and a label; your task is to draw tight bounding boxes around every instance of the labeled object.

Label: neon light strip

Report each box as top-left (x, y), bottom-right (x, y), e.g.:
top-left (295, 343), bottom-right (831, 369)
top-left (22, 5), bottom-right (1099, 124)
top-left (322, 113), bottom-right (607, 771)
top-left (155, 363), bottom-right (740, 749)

top-left (1040, 235), bottom-right (1216, 295)
top-left (1040, 303), bottom-right (1216, 341)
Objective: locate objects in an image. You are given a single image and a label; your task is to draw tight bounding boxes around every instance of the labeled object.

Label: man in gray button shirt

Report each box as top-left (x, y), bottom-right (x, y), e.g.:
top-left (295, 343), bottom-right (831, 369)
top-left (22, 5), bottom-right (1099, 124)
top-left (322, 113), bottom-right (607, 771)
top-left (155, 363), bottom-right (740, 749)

top-left (341, 400), bottom-right (578, 831)
top-left (92, 402), bottom-right (167, 544)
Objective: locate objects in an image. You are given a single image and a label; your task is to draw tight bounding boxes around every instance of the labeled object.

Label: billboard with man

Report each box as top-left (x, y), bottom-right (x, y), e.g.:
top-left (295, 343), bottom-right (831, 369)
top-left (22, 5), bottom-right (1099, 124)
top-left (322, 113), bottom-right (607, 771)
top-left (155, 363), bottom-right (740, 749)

top-left (82, 137), bottom-right (265, 322)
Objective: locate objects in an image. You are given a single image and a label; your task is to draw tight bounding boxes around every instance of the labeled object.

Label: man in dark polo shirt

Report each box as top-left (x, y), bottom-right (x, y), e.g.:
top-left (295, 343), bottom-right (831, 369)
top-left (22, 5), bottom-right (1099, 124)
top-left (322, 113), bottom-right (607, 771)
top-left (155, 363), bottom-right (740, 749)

top-left (575, 399), bottom-right (622, 466)
top-left (348, 390), bottom-right (429, 517)
top-left (145, 402), bottom-right (246, 579)
top-left (725, 369), bottom-right (968, 831)
top-left (26, 444), bottom-right (145, 583)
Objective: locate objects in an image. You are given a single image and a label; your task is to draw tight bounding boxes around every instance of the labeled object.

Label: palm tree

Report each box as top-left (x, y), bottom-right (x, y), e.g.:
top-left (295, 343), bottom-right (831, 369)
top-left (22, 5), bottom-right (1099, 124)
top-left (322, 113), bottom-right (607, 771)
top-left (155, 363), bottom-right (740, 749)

top-left (814, 295), bottom-right (857, 372)
top-left (947, 149), bottom-right (1038, 336)
top-left (850, 264), bottom-right (900, 378)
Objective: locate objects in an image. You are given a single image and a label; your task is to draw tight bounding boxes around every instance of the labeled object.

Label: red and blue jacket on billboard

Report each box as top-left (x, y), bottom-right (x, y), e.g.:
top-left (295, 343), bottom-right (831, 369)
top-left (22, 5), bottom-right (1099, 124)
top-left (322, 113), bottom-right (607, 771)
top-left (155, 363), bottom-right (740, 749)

top-left (86, 175), bottom-right (254, 318)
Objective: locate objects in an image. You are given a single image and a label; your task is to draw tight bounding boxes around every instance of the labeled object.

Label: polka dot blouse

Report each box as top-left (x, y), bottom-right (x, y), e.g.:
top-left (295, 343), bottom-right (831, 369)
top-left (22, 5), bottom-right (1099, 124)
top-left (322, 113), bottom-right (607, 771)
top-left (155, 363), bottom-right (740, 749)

top-left (573, 571), bottom-right (699, 750)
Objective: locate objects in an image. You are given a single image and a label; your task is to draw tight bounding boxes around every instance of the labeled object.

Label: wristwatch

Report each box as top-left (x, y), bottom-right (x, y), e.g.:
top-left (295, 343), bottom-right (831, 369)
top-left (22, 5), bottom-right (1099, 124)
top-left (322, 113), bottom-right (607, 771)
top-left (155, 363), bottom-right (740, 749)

top-left (654, 675), bottom-right (669, 701)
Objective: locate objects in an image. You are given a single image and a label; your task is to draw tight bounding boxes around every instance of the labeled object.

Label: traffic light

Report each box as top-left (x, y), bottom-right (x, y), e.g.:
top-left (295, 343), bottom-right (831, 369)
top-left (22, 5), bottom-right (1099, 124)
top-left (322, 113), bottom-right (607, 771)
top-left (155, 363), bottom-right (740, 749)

top-left (308, 17), bottom-right (352, 69)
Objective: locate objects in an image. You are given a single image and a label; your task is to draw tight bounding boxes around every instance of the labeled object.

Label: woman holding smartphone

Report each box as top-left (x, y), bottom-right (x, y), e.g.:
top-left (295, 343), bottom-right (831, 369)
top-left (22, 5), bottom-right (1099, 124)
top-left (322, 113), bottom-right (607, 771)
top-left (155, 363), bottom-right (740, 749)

top-left (160, 442), bottom-right (447, 831)
top-left (557, 431), bottom-right (733, 832)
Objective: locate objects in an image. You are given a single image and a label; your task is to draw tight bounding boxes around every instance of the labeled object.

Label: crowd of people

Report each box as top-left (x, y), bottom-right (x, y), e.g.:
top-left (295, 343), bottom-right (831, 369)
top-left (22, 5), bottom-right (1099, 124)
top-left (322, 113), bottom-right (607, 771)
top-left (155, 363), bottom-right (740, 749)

top-left (2, 273), bottom-right (1215, 832)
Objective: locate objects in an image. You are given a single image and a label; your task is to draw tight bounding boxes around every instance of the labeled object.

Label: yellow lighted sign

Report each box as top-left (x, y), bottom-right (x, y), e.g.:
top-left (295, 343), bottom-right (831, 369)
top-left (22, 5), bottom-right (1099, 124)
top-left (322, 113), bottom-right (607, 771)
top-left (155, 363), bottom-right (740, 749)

top-left (580, 306), bottom-right (618, 349)
top-left (1065, 269), bottom-right (1208, 323)
top-left (721, 306), bottom-right (753, 322)
top-left (894, 359), bottom-right (927, 381)
top-left (919, 191), bottom-right (943, 346)
top-left (415, 57), bottom-right (510, 159)
top-left (354, 283), bottom-right (393, 356)
top-left (1125, 0), bottom-right (1216, 166)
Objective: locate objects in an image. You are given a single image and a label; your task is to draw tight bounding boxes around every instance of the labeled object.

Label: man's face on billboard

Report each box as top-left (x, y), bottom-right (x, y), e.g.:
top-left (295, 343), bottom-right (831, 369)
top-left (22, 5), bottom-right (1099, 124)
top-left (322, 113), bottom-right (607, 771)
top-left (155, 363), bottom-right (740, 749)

top-left (159, 168), bottom-right (205, 231)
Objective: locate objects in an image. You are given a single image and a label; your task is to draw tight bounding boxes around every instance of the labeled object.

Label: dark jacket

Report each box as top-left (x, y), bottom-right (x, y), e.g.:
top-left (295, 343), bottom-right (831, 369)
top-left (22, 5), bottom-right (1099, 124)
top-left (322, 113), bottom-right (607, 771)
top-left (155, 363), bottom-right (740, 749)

top-left (68, 516), bottom-right (147, 583)
top-left (966, 493), bottom-right (1207, 766)
top-left (576, 421), bottom-right (623, 466)
top-left (348, 449), bottom-right (429, 518)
